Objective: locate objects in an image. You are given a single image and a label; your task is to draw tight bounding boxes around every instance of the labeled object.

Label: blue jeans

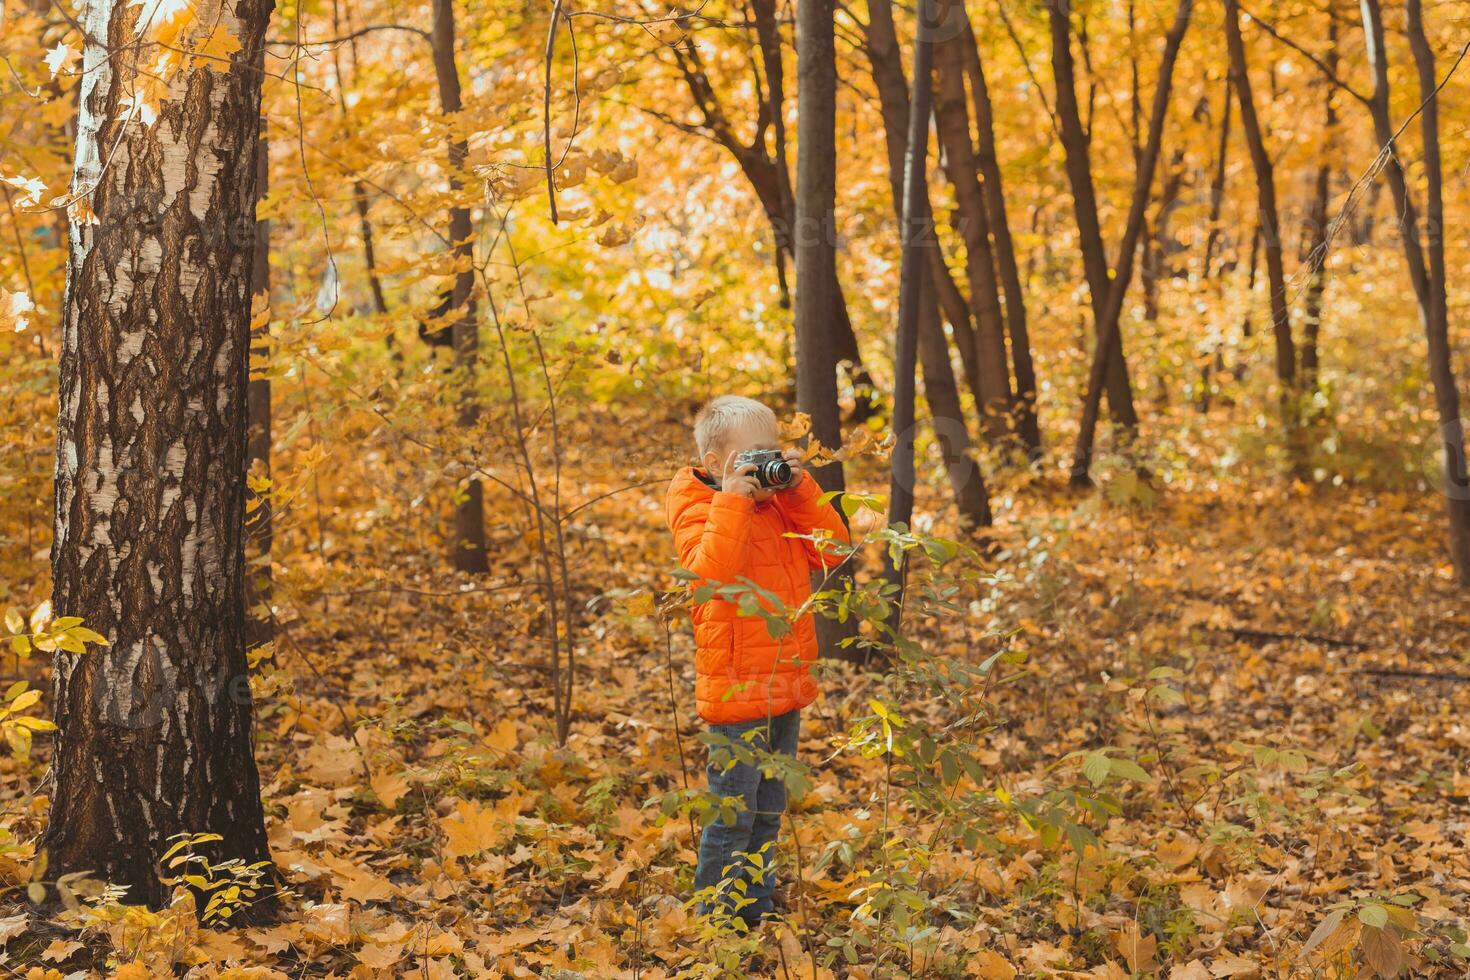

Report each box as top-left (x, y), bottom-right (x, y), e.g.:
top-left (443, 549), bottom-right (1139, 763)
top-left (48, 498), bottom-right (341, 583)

top-left (693, 709), bottom-right (801, 925)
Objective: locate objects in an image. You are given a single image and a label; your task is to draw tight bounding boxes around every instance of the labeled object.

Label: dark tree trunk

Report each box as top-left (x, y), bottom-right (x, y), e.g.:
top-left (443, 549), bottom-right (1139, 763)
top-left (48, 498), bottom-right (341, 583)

top-left (795, 0), bottom-right (859, 658)
top-left (958, 19), bottom-right (1041, 459)
top-left (884, 0), bottom-right (936, 593)
top-left (1046, 0), bottom-right (1137, 434)
top-left (1359, 0), bottom-right (1470, 582)
top-left (1224, 0), bottom-right (1296, 407)
top-left (43, 0), bottom-right (275, 910)
top-left (863, 0), bottom-right (991, 534)
top-left (431, 0), bottom-right (488, 574)
top-left (1141, 152), bottom-right (1185, 324)
top-left (246, 106), bottom-right (272, 653)
top-left (1064, 0), bottom-right (1193, 483)
top-left (932, 32), bottom-right (1013, 441)
top-left (795, 0), bottom-right (843, 493)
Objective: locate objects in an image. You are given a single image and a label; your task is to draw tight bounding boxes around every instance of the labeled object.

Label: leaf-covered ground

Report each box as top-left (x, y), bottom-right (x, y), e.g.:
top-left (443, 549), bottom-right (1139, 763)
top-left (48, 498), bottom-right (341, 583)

top-left (5, 445), bottom-right (1466, 978)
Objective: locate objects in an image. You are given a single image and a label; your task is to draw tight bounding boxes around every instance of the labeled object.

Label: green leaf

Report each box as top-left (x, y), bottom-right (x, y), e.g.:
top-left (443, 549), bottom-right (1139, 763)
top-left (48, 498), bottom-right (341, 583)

top-left (1148, 684), bottom-right (1185, 704)
top-left (939, 750), bottom-right (959, 786)
top-left (1109, 759), bottom-right (1153, 783)
top-left (1081, 751), bottom-right (1111, 787)
top-left (1358, 904), bottom-right (1389, 929)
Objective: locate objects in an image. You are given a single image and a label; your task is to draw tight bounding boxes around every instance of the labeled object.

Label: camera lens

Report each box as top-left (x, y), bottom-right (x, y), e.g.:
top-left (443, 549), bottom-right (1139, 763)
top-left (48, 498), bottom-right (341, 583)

top-left (767, 460), bottom-right (792, 487)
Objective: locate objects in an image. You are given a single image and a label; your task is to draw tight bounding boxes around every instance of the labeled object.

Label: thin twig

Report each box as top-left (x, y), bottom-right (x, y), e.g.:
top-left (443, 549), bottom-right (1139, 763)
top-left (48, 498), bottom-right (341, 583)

top-left (544, 0), bottom-right (567, 223)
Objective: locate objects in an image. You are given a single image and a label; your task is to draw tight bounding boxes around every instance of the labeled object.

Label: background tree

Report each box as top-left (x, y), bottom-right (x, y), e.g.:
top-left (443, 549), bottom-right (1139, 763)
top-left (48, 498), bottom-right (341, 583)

top-left (885, 0), bottom-right (938, 592)
top-left (863, 0), bottom-right (991, 534)
top-left (1358, 0), bottom-right (1470, 582)
top-left (1060, 0), bottom-right (1193, 483)
top-left (430, 0), bottom-right (488, 574)
top-left (1224, 0), bottom-right (1297, 430)
top-left (1047, 0), bottom-right (1139, 445)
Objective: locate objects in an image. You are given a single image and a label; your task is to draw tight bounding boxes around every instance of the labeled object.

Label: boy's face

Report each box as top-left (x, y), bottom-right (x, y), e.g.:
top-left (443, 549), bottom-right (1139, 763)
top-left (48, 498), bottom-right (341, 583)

top-left (703, 419), bottom-right (782, 503)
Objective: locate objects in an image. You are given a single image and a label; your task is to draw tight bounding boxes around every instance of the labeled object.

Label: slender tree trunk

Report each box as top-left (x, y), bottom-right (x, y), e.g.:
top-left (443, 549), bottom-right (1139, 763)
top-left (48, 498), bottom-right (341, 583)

top-left (1359, 0), bottom-right (1470, 582)
top-left (1046, 0), bottom-right (1137, 434)
top-left (753, 0), bottom-right (796, 306)
top-left (1065, 0), bottom-right (1193, 483)
top-left (1141, 153), bottom-right (1185, 325)
top-left (932, 32), bottom-right (1012, 441)
top-left (1197, 72), bottom-right (1233, 412)
top-left (958, 19), bottom-right (1041, 458)
top-left (1224, 0), bottom-right (1295, 411)
top-left (863, 0), bottom-right (991, 533)
top-left (431, 0), bottom-right (488, 574)
top-left (1202, 73), bottom-right (1233, 277)
top-left (43, 0), bottom-right (275, 910)
top-left (884, 0), bottom-right (937, 594)
top-left (1299, 16), bottom-right (1338, 391)
top-left (245, 108), bottom-right (273, 653)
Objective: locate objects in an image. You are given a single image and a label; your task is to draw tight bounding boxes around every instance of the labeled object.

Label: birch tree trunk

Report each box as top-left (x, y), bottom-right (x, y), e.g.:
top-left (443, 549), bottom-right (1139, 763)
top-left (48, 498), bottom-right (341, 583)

top-left (43, 0), bottom-right (275, 909)
top-left (430, 0), bottom-right (488, 574)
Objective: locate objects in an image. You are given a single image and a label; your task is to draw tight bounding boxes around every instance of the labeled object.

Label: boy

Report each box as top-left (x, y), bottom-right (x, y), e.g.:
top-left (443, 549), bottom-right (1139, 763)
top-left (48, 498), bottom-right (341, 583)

top-left (665, 395), bottom-right (851, 929)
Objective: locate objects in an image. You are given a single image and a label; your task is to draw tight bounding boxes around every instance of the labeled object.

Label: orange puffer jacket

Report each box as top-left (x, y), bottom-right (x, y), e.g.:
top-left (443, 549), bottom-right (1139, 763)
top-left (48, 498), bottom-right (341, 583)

top-left (666, 466), bottom-right (851, 724)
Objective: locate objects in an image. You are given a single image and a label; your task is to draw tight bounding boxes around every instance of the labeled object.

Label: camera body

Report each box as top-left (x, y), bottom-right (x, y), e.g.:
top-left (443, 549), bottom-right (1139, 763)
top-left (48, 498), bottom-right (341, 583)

top-left (734, 449), bottom-right (796, 490)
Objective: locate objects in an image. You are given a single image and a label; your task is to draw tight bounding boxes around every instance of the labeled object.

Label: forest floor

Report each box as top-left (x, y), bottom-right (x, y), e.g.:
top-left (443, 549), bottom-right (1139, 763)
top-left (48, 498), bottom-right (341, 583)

top-left (5, 450), bottom-right (1470, 978)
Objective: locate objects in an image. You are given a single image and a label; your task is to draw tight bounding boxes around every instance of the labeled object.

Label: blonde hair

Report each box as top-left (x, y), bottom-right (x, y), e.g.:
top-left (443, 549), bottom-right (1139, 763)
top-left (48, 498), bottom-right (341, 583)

top-left (693, 395), bottom-right (777, 457)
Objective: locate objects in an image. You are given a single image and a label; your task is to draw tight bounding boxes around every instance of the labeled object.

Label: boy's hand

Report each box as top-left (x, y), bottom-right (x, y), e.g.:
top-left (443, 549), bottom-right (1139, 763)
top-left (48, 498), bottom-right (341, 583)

top-left (719, 450), bottom-right (761, 498)
top-left (780, 448), bottom-right (805, 489)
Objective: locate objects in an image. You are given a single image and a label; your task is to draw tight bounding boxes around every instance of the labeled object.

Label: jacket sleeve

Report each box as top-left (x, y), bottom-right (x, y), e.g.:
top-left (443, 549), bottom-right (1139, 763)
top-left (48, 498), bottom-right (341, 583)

top-left (669, 490), bottom-right (756, 585)
top-left (775, 470), bottom-right (851, 570)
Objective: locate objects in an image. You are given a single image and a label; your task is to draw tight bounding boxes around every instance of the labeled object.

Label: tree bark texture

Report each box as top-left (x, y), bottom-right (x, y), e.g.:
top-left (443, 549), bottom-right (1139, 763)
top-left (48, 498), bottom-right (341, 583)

top-left (795, 0), bottom-right (863, 658)
top-left (44, 0), bottom-right (276, 908)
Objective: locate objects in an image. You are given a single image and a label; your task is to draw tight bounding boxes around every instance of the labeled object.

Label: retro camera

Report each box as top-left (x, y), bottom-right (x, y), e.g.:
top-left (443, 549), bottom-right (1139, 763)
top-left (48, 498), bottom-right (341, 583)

top-left (734, 449), bottom-right (796, 489)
